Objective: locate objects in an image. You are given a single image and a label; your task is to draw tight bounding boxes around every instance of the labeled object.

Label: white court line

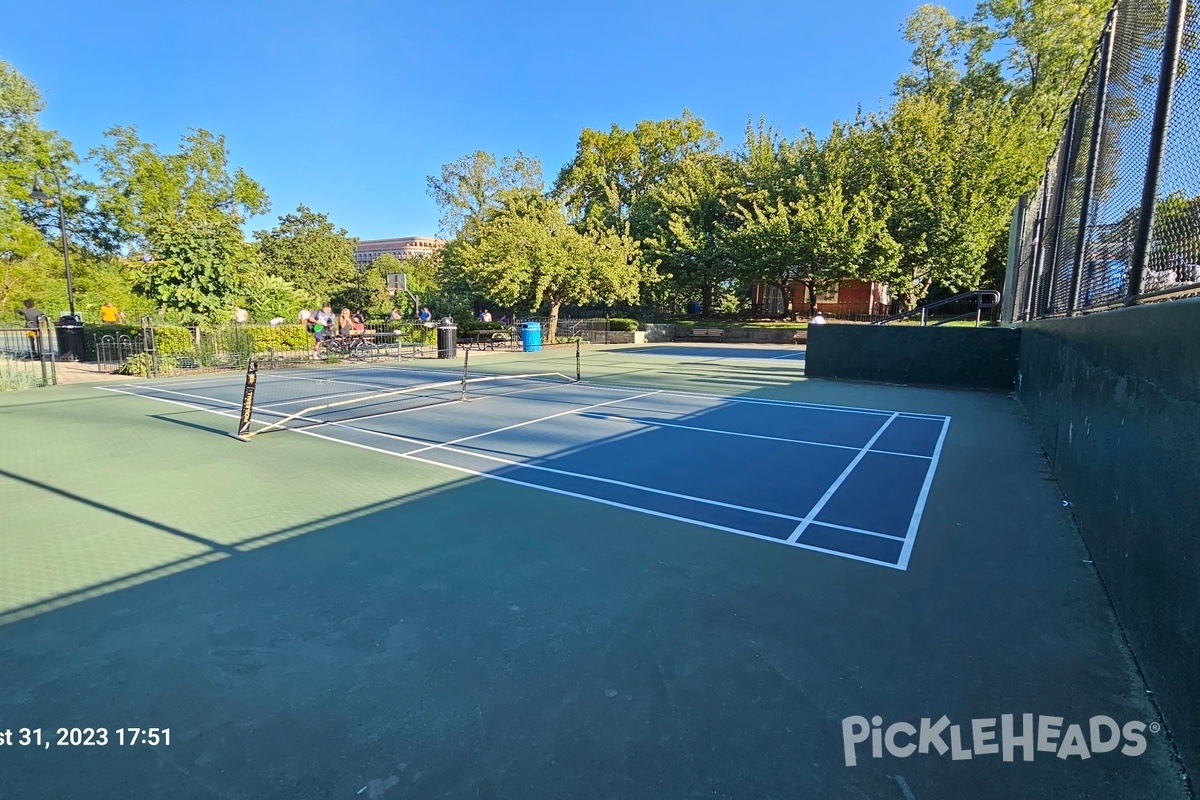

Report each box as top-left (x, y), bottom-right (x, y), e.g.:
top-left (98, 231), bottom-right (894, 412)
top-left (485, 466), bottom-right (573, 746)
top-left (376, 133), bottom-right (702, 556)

top-left (769, 351), bottom-right (807, 360)
top-left (808, 520), bottom-right (906, 542)
top-left (568, 379), bottom-right (949, 420)
top-left (895, 416), bottom-right (952, 570)
top-left (289, 424), bottom-right (904, 571)
top-left (107, 382), bottom-right (915, 545)
top-left (97, 385), bottom-right (243, 420)
top-left (787, 413), bottom-right (899, 544)
top-left (404, 389), bottom-right (663, 457)
top-left (398, 440), bottom-right (807, 523)
top-left (112, 384), bottom-right (244, 408)
top-left (581, 412), bottom-right (933, 459)
top-left (99, 383), bottom-right (925, 569)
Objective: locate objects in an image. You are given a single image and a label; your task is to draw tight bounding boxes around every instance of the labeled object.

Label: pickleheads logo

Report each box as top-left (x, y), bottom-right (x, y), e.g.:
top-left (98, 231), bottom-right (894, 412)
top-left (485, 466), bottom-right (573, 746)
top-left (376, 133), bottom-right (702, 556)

top-left (842, 714), bottom-right (1157, 767)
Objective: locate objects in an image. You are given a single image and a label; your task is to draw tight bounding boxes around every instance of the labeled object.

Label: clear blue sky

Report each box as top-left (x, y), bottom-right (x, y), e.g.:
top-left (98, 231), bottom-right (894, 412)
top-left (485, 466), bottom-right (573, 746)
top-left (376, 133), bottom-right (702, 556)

top-left (3, 0), bottom-right (974, 242)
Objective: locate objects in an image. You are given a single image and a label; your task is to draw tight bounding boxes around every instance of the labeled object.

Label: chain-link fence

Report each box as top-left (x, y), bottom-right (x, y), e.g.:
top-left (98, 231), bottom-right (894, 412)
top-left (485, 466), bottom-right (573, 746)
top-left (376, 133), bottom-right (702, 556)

top-left (1011, 0), bottom-right (1199, 321)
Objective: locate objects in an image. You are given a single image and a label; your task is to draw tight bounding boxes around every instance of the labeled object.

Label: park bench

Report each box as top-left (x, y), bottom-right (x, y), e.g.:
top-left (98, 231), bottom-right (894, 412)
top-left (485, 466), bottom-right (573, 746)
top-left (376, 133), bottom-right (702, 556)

top-left (792, 330), bottom-right (808, 345)
top-left (691, 328), bottom-right (725, 341)
top-left (459, 330), bottom-right (511, 351)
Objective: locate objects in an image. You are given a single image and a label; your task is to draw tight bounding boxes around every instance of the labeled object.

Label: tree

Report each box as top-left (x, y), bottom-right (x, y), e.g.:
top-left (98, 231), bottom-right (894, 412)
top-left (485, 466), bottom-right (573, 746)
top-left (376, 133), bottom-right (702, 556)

top-left (237, 271), bottom-right (306, 323)
top-left (554, 110), bottom-right (722, 234)
top-left (90, 126), bottom-right (269, 247)
top-left (1, 59), bottom-right (104, 313)
top-left (426, 151), bottom-right (543, 236)
top-left (253, 205), bottom-right (358, 300)
top-left (722, 122), bottom-right (898, 317)
top-left (134, 216), bottom-right (252, 321)
top-left (444, 191), bottom-right (641, 340)
top-left (635, 152), bottom-right (739, 315)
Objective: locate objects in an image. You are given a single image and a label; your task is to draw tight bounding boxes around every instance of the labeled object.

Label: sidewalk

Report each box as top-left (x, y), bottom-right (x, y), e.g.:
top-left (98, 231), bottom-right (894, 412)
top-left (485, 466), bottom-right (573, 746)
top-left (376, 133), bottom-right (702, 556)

top-left (50, 359), bottom-right (129, 385)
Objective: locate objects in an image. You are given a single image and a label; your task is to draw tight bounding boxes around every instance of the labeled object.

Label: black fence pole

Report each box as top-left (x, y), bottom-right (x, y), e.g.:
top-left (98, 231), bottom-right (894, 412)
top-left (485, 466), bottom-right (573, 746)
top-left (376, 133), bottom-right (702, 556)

top-left (1025, 166), bottom-right (1054, 321)
top-left (1042, 101), bottom-right (1081, 315)
top-left (1069, 11), bottom-right (1117, 316)
top-left (1127, 0), bottom-right (1189, 305)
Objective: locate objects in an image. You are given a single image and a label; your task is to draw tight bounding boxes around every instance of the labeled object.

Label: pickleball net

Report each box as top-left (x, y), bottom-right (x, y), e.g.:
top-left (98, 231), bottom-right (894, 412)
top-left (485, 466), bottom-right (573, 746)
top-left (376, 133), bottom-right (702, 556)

top-left (233, 355), bottom-right (578, 439)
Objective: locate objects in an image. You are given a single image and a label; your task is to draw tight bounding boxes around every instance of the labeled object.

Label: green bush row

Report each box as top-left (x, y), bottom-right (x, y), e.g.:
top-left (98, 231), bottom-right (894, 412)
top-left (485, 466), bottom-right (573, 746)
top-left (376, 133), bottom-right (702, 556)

top-left (608, 318), bottom-right (639, 332)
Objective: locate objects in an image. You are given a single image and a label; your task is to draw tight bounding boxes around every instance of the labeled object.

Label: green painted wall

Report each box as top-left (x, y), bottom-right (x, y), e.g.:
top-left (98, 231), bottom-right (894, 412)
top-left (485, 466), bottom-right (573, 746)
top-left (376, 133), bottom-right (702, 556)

top-left (804, 324), bottom-right (1021, 390)
top-left (1018, 299), bottom-right (1200, 777)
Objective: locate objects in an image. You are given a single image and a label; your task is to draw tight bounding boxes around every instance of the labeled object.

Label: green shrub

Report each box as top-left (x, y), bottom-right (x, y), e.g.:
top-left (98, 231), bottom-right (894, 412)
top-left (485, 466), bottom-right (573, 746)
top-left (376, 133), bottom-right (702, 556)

top-left (151, 326), bottom-right (198, 356)
top-left (245, 325), bottom-right (311, 352)
top-left (608, 318), bottom-right (639, 332)
top-left (117, 353), bottom-right (155, 377)
top-left (458, 321), bottom-right (509, 333)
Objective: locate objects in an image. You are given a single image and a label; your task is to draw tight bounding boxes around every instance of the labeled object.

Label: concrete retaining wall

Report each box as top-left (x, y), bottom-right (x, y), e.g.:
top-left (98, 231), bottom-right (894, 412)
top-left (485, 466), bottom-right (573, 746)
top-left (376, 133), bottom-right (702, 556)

top-left (804, 324), bottom-right (1021, 390)
top-left (671, 327), bottom-right (800, 344)
top-left (1017, 299), bottom-right (1200, 775)
top-left (643, 324), bottom-right (675, 343)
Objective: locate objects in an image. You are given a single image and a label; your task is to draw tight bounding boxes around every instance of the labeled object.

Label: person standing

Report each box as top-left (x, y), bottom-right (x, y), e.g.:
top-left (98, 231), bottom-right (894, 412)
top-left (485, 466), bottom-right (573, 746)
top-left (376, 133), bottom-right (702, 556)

top-left (19, 299), bottom-right (45, 357)
top-left (810, 311), bottom-right (827, 325)
top-left (99, 302), bottom-right (125, 324)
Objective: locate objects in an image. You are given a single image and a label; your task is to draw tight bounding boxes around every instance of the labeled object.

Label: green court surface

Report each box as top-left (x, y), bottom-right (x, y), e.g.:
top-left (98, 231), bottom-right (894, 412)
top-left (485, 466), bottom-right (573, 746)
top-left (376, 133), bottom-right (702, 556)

top-left (0, 347), bottom-right (1189, 799)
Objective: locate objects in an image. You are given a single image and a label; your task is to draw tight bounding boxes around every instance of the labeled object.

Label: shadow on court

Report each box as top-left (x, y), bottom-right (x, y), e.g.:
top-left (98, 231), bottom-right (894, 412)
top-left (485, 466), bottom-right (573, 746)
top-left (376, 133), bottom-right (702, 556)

top-left (0, 378), bottom-right (1188, 800)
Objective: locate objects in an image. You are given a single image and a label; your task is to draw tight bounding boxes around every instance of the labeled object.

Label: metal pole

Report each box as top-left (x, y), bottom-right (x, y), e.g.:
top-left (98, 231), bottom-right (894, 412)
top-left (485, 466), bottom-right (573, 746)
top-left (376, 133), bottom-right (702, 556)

top-left (576, 339), bottom-right (581, 382)
top-left (1068, 12), bottom-right (1116, 316)
top-left (34, 170), bottom-right (75, 319)
top-left (37, 315), bottom-right (49, 386)
top-left (1026, 166), bottom-right (1054, 320)
top-left (1042, 101), bottom-right (1080, 314)
top-left (460, 348), bottom-right (469, 401)
top-left (1127, 0), bottom-right (1189, 305)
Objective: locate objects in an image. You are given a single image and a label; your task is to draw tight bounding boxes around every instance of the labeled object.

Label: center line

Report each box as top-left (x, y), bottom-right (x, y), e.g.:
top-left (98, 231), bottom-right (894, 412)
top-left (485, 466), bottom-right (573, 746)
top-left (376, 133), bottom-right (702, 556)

top-left (404, 389), bottom-right (663, 456)
top-left (787, 412), bottom-right (899, 543)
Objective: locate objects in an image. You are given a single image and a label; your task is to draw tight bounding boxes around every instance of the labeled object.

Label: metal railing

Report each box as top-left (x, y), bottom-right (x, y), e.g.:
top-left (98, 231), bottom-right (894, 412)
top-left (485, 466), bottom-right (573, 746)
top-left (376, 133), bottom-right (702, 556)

top-left (1009, 0), bottom-right (1199, 321)
top-left (0, 319), bottom-right (57, 389)
top-left (873, 291), bottom-right (1002, 327)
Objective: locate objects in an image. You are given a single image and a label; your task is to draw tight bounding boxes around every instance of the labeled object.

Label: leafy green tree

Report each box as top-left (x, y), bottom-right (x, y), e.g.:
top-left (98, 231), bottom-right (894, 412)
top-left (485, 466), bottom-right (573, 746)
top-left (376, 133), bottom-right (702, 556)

top-left (1, 59), bottom-right (107, 313)
top-left (90, 126), bottom-right (268, 246)
top-left (635, 152), bottom-right (738, 315)
top-left (445, 191), bottom-right (641, 340)
top-left (237, 270), bottom-right (307, 323)
top-left (722, 122), bottom-right (898, 316)
top-left (253, 205), bottom-right (358, 300)
top-left (554, 110), bottom-right (722, 234)
top-left (426, 151), bottom-right (542, 236)
top-left (134, 216), bottom-right (252, 321)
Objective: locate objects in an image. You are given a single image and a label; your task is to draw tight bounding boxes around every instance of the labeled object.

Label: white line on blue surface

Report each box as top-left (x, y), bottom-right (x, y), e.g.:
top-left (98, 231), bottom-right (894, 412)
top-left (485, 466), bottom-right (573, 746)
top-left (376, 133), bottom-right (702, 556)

top-left (787, 413), bottom-right (900, 544)
top-left (578, 412), bottom-right (933, 459)
top-left (404, 390), bottom-right (662, 457)
top-left (895, 415), bottom-right (952, 570)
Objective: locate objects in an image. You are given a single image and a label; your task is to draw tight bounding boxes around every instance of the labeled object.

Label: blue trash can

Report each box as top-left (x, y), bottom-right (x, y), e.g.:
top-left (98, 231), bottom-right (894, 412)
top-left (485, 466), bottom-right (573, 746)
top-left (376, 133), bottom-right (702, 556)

top-left (521, 322), bottom-right (542, 353)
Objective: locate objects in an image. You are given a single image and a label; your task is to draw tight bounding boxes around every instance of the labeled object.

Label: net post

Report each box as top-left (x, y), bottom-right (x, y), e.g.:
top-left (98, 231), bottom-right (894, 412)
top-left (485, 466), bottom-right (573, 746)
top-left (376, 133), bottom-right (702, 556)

top-left (233, 359), bottom-right (258, 440)
top-left (575, 339), bottom-right (581, 382)
top-left (461, 348), bottom-right (469, 401)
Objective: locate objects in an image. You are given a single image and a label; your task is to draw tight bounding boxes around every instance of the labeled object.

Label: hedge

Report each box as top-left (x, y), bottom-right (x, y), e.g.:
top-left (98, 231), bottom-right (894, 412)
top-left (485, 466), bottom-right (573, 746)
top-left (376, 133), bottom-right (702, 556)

top-left (608, 318), bottom-right (639, 332)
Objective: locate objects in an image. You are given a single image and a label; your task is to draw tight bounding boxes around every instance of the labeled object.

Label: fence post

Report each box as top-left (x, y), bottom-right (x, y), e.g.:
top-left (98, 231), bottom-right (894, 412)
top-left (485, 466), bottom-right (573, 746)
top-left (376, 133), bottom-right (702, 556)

top-left (1127, 0), bottom-right (1189, 305)
top-left (1068, 11), bottom-right (1117, 316)
top-left (141, 316), bottom-right (158, 378)
top-left (37, 316), bottom-right (50, 386)
top-left (1041, 101), bottom-right (1081, 315)
top-left (1025, 166), bottom-right (1053, 321)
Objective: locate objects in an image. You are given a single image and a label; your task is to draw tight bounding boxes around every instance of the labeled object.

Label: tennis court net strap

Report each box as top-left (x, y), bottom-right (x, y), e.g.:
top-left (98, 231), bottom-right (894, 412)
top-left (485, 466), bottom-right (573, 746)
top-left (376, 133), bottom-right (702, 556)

top-left (234, 359), bottom-right (577, 439)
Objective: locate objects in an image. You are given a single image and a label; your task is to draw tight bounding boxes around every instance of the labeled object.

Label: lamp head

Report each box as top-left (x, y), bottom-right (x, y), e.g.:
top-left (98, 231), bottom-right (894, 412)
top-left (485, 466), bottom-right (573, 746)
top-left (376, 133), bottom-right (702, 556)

top-left (30, 181), bottom-right (52, 202)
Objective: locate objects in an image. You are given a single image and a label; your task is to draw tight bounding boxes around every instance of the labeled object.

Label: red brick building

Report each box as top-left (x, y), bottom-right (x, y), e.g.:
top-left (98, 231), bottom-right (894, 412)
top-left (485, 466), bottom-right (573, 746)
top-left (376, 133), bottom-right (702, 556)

top-left (751, 280), bottom-right (891, 317)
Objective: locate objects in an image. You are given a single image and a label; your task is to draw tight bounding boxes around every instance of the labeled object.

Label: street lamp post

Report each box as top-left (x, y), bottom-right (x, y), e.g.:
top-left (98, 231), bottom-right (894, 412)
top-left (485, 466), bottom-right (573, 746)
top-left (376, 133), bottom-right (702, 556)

top-left (30, 169), bottom-right (76, 319)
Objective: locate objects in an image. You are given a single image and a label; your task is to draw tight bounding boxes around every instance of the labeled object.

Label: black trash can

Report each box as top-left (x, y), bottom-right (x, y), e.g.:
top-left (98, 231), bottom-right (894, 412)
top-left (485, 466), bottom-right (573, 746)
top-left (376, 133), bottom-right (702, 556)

top-left (55, 314), bottom-right (85, 362)
top-left (436, 324), bottom-right (457, 359)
